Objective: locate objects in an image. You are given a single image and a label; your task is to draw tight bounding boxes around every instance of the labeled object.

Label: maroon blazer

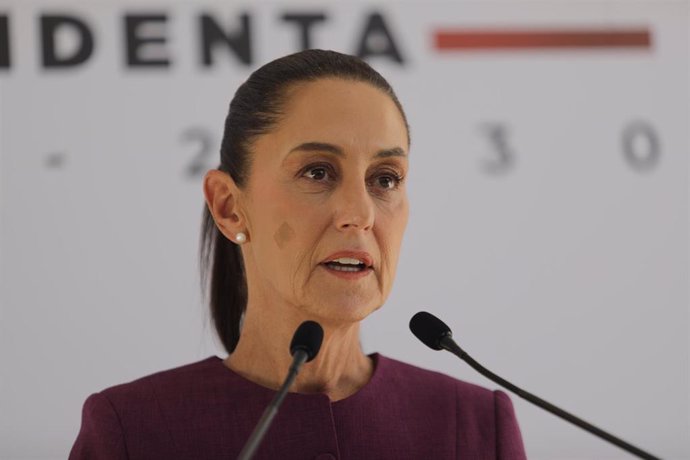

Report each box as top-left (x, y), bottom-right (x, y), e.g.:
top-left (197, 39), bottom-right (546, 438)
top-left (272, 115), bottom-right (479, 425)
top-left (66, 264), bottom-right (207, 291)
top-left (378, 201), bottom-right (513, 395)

top-left (70, 354), bottom-right (527, 459)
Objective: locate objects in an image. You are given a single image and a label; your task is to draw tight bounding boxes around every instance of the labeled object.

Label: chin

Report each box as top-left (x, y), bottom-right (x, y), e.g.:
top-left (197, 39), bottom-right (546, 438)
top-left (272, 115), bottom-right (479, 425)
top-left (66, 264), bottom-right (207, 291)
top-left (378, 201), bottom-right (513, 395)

top-left (309, 294), bottom-right (381, 326)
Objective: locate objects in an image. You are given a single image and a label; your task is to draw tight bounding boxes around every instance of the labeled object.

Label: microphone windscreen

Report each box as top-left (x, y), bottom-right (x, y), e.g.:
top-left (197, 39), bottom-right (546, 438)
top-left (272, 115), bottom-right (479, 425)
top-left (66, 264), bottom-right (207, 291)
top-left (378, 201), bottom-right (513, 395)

top-left (290, 321), bottom-right (324, 362)
top-left (409, 311), bottom-right (452, 350)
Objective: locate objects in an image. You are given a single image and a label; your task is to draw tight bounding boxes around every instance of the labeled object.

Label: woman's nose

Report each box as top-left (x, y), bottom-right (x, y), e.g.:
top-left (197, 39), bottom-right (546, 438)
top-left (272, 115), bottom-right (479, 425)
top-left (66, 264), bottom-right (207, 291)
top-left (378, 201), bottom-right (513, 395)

top-left (334, 178), bottom-right (375, 232)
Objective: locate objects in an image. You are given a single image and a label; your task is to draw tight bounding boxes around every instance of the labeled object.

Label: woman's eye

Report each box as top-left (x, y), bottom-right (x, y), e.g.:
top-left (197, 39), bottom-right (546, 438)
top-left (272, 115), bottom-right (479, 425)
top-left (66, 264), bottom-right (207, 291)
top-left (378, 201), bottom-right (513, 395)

top-left (303, 166), bottom-right (329, 181)
top-left (300, 163), bottom-right (338, 183)
top-left (371, 173), bottom-right (402, 190)
top-left (377, 175), bottom-right (397, 189)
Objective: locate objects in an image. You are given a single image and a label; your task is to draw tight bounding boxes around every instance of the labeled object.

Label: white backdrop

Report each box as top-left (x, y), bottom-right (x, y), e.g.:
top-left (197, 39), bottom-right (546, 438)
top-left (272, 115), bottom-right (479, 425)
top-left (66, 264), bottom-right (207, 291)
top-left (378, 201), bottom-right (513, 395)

top-left (1, 1), bottom-right (688, 459)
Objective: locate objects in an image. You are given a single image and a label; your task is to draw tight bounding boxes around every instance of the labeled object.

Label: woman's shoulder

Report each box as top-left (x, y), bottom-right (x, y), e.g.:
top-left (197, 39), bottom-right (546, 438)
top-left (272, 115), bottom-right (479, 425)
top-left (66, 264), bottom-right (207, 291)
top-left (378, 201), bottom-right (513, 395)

top-left (86, 356), bottom-right (234, 418)
top-left (70, 357), bottom-right (229, 459)
top-left (97, 356), bottom-right (224, 400)
top-left (373, 353), bottom-right (512, 416)
top-left (371, 355), bottom-right (526, 458)
top-left (375, 353), bottom-right (495, 398)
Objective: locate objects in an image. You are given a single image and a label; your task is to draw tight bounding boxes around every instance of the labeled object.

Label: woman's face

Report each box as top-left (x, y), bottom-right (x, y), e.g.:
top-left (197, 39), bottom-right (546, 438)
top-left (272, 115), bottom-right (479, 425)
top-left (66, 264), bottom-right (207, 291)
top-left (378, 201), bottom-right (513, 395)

top-left (239, 78), bottom-right (409, 326)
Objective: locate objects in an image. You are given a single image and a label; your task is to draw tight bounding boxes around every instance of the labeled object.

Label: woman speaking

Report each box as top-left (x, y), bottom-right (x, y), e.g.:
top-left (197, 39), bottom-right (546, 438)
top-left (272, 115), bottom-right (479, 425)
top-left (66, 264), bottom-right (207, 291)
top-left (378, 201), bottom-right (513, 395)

top-left (70, 49), bottom-right (527, 459)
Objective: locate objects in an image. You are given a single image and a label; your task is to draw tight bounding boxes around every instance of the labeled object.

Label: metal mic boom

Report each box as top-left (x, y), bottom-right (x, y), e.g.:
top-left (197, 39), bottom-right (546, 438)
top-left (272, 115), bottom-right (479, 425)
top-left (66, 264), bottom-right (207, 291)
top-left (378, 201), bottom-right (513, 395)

top-left (409, 311), bottom-right (660, 460)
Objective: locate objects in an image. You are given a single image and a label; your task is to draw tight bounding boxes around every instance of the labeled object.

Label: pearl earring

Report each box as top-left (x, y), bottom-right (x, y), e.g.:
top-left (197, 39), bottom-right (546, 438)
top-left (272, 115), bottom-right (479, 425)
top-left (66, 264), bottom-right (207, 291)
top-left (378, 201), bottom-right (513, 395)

top-left (234, 232), bottom-right (247, 244)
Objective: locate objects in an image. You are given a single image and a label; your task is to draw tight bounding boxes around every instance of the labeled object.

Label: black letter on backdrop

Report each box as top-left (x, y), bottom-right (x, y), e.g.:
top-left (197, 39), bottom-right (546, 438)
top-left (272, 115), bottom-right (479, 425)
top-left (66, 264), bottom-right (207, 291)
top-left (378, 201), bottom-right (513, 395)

top-left (41, 15), bottom-right (94, 68)
top-left (281, 13), bottom-right (327, 51)
top-left (480, 123), bottom-right (515, 174)
top-left (622, 120), bottom-right (660, 172)
top-left (181, 127), bottom-right (215, 178)
top-left (0, 15), bottom-right (9, 68)
top-left (356, 12), bottom-right (404, 63)
top-left (125, 14), bottom-right (169, 67)
top-left (200, 13), bottom-right (252, 66)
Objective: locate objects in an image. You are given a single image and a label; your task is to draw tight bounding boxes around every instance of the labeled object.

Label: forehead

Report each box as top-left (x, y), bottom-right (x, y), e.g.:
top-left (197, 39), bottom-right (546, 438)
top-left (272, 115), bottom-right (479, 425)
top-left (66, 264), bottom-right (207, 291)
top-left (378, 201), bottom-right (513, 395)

top-left (254, 78), bottom-right (408, 160)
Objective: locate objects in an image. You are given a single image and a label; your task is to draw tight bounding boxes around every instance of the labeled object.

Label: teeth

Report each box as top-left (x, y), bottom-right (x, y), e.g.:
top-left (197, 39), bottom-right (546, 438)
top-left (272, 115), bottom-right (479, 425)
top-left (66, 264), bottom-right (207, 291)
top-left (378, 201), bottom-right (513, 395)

top-left (328, 264), bottom-right (362, 272)
top-left (331, 257), bottom-right (363, 265)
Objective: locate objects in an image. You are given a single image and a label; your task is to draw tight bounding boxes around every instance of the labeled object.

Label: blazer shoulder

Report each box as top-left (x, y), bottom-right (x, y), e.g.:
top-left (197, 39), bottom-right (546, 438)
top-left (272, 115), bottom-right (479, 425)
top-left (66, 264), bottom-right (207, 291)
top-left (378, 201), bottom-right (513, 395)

top-left (376, 356), bottom-right (526, 456)
top-left (98, 356), bottom-right (221, 403)
top-left (70, 357), bottom-right (223, 459)
top-left (377, 354), bottom-right (495, 398)
top-left (69, 392), bottom-right (129, 459)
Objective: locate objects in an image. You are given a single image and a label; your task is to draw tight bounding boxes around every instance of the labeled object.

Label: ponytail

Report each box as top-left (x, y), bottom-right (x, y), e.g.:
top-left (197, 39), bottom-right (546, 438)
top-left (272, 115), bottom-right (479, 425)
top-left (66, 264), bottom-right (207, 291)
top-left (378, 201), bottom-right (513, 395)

top-left (200, 205), bottom-right (246, 353)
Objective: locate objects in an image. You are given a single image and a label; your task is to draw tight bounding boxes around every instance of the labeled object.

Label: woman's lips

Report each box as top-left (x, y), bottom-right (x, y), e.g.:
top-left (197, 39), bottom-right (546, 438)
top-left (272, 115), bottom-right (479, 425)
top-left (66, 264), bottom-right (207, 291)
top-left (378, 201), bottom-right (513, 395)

top-left (320, 250), bottom-right (374, 280)
top-left (321, 251), bottom-right (374, 267)
top-left (319, 264), bottom-right (374, 280)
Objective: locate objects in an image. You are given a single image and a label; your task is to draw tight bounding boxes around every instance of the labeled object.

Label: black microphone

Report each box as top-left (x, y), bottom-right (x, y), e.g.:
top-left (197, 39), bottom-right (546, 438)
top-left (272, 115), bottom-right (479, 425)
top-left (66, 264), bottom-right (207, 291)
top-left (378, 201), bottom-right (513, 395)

top-left (237, 321), bottom-right (324, 460)
top-left (409, 311), bottom-right (660, 460)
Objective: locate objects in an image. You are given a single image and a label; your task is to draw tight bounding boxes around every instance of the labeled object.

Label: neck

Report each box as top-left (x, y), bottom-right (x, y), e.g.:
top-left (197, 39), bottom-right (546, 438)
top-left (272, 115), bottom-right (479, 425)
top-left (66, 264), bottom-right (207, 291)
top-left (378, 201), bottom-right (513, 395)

top-left (225, 304), bottom-right (374, 402)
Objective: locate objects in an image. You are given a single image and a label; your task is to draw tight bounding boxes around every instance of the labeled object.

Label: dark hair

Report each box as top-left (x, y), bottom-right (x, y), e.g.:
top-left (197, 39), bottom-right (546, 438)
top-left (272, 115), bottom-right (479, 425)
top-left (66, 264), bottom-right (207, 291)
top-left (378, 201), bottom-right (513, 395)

top-left (200, 49), bottom-right (409, 354)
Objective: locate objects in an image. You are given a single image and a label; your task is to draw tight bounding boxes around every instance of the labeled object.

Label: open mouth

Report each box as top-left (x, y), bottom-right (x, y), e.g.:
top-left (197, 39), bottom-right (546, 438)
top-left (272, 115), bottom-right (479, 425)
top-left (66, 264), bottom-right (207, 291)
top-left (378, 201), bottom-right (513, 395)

top-left (322, 257), bottom-right (370, 273)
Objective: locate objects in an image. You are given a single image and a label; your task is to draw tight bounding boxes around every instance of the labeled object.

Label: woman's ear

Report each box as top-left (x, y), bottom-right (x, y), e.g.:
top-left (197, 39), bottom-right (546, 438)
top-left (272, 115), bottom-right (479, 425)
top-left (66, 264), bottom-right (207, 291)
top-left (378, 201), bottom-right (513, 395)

top-left (203, 170), bottom-right (248, 243)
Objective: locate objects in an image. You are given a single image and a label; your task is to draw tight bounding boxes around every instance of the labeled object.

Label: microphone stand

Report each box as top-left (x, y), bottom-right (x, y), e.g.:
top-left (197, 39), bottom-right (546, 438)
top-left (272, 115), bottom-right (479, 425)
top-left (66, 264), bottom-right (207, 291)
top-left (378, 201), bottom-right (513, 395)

top-left (440, 336), bottom-right (660, 460)
top-left (236, 350), bottom-right (309, 460)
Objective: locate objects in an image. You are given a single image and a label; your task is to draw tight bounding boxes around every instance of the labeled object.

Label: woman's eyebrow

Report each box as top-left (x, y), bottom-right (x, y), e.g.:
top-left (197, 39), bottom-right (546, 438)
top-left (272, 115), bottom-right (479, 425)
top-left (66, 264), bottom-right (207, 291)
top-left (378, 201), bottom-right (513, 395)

top-left (375, 147), bottom-right (406, 158)
top-left (288, 142), bottom-right (406, 158)
top-left (289, 142), bottom-right (344, 156)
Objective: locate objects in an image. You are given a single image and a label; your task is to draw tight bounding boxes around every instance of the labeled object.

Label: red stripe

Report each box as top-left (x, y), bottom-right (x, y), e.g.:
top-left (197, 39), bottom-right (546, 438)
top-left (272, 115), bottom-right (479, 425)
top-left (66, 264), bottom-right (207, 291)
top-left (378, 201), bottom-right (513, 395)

top-left (434, 29), bottom-right (651, 50)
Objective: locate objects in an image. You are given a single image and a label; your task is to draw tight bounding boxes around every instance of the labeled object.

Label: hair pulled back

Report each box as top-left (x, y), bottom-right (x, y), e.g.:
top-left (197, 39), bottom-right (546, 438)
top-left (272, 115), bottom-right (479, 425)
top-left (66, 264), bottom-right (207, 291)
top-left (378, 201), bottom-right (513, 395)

top-left (200, 49), bottom-right (408, 354)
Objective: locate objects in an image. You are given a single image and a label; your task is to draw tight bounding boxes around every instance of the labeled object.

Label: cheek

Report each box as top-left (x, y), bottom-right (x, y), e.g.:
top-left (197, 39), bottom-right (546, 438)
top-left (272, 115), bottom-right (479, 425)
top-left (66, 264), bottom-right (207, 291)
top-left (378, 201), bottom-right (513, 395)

top-left (380, 194), bottom-right (409, 243)
top-left (273, 222), bottom-right (296, 249)
top-left (377, 195), bottom-right (409, 276)
top-left (264, 196), bottom-right (328, 279)
top-left (268, 195), bottom-right (328, 251)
